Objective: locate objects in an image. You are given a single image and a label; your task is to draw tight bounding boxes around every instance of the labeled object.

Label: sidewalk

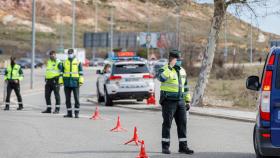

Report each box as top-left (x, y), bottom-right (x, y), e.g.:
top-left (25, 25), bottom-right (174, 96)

top-left (87, 98), bottom-right (256, 123)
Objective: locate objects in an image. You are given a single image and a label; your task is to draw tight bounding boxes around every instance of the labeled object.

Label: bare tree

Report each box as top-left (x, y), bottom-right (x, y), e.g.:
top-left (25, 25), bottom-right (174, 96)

top-left (191, 0), bottom-right (278, 107)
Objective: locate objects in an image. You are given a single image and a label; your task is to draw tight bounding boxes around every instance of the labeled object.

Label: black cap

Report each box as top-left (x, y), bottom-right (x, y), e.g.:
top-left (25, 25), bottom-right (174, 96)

top-left (49, 50), bottom-right (56, 55)
top-left (10, 56), bottom-right (16, 61)
top-left (68, 49), bottom-right (74, 54)
top-left (169, 50), bottom-right (181, 58)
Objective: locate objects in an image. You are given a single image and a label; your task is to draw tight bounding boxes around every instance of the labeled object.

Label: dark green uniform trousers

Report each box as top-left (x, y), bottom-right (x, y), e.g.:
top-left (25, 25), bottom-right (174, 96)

top-left (45, 78), bottom-right (61, 109)
top-left (5, 81), bottom-right (23, 108)
top-left (161, 99), bottom-right (187, 150)
top-left (64, 87), bottom-right (80, 115)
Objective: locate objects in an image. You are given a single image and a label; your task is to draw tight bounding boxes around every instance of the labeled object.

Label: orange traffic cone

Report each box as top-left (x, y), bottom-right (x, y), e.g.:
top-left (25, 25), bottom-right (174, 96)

top-left (146, 93), bottom-right (156, 105)
top-left (90, 106), bottom-right (102, 120)
top-left (110, 115), bottom-right (127, 132)
top-left (124, 127), bottom-right (141, 146)
top-left (136, 140), bottom-right (149, 158)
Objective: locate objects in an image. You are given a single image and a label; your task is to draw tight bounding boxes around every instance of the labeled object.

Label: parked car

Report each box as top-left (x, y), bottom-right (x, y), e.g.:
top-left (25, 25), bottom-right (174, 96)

top-left (17, 58), bottom-right (44, 69)
top-left (83, 58), bottom-right (90, 67)
top-left (246, 47), bottom-right (280, 158)
top-left (17, 58), bottom-right (31, 69)
top-left (90, 58), bottom-right (104, 67)
top-left (96, 59), bottom-right (155, 106)
top-left (153, 58), bottom-right (168, 77)
top-left (35, 58), bottom-right (44, 68)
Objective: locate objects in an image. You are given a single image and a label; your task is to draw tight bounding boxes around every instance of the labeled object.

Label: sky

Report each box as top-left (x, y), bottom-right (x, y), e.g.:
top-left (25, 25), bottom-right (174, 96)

top-left (196, 0), bottom-right (280, 35)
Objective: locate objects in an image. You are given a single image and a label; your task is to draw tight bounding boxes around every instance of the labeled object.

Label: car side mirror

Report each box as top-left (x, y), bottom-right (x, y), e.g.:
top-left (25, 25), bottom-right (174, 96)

top-left (96, 70), bottom-right (102, 75)
top-left (246, 76), bottom-right (260, 91)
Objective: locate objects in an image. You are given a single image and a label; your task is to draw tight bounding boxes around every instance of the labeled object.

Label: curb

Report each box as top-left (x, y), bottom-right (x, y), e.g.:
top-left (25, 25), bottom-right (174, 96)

top-left (86, 98), bottom-right (256, 123)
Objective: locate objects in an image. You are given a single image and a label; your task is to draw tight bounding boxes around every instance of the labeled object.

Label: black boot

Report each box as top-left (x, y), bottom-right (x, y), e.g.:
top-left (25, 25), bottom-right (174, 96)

top-left (162, 142), bottom-right (171, 154)
top-left (179, 142), bottom-right (194, 155)
top-left (53, 108), bottom-right (60, 114)
top-left (17, 105), bottom-right (23, 110)
top-left (162, 148), bottom-right (171, 154)
top-left (4, 105), bottom-right (9, 111)
top-left (64, 112), bottom-right (72, 118)
top-left (42, 108), bottom-right (52, 113)
top-left (74, 111), bottom-right (79, 118)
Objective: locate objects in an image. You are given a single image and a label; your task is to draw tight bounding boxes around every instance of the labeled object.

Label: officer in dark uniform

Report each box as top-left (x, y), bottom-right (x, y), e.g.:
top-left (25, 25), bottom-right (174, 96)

top-left (59, 49), bottom-right (84, 118)
top-left (157, 50), bottom-right (194, 155)
top-left (4, 56), bottom-right (24, 110)
top-left (42, 50), bottom-right (62, 114)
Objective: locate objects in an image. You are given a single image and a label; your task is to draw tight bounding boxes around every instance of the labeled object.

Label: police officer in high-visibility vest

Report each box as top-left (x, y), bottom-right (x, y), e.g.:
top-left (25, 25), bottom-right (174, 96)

top-left (4, 57), bottom-right (24, 110)
top-left (59, 49), bottom-right (84, 118)
top-left (157, 50), bottom-right (194, 155)
top-left (42, 50), bottom-right (62, 114)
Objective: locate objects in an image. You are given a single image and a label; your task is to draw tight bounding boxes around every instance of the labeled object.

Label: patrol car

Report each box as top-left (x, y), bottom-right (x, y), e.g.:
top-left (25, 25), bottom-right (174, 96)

top-left (246, 47), bottom-right (280, 158)
top-left (96, 52), bottom-right (155, 106)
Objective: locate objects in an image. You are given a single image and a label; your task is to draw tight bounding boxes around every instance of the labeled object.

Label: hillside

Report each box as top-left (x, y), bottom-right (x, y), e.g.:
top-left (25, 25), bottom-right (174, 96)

top-left (0, 0), bottom-right (278, 60)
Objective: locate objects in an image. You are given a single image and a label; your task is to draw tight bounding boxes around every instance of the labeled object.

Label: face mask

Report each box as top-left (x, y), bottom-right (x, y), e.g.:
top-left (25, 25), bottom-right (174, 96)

top-left (50, 55), bottom-right (56, 60)
top-left (175, 60), bottom-right (182, 67)
top-left (68, 54), bottom-right (74, 59)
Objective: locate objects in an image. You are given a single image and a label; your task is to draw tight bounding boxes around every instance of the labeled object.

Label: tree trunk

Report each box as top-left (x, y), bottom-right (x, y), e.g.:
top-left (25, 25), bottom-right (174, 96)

top-left (191, 0), bottom-right (227, 107)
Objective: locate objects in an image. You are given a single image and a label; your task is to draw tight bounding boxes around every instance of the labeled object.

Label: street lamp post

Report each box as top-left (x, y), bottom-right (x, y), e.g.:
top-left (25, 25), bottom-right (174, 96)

top-left (72, 0), bottom-right (76, 49)
top-left (168, 0), bottom-right (180, 50)
top-left (176, 6), bottom-right (180, 50)
top-left (250, 15), bottom-right (253, 63)
top-left (30, 0), bottom-right (36, 89)
top-left (147, 10), bottom-right (150, 59)
top-left (110, 7), bottom-right (114, 54)
top-left (224, 14), bottom-right (228, 63)
top-left (59, 0), bottom-right (64, 49)
top-left (95, 1), bottom-right (98, 33)
top-left (92, 0), bottom-right (98, 59)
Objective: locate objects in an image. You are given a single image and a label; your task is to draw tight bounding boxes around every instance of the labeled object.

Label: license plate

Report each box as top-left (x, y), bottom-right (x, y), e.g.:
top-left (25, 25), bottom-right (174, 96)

top-left (125, 78), bottom-right (139, 82)
top-left (120, 85), bottom-right (145, 88)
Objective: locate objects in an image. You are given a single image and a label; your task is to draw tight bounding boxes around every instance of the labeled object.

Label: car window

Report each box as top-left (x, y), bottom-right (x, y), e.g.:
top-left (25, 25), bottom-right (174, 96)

top-left (112, 64), bottom-right (149, 74)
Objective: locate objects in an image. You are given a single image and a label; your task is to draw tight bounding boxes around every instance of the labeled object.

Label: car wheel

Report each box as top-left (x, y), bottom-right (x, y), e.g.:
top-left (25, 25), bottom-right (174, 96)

top-left (104, 86), bottom-right (113, 106)
top-left (254, 125), bottom-right (266, 158)
top-left (96, 82), bottom-right (104, 103)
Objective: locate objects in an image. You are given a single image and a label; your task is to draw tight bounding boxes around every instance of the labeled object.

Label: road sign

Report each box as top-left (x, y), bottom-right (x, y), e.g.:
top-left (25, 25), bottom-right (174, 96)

top-left (83, 32), bottom-right (137, 48)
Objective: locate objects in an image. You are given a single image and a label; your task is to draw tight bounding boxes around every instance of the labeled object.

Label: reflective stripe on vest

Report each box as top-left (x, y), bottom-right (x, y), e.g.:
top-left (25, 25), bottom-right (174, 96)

top-left (63, 58), bottom-right (80, 78)
top-left (5, 64), bottom-right (22, 80)
top-left (45, 59), bottom-right (61, 79)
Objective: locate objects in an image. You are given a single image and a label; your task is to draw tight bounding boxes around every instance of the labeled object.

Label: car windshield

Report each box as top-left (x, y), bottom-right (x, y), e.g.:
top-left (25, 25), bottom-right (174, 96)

top-left (112, 63), bottom-right (149, 74)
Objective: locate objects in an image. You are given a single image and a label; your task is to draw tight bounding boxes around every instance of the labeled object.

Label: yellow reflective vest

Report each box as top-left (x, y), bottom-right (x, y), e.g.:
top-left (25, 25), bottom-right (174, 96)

top-left (4, 64), bottom-right (23, 81)
top-left (61, 58), bottom-right (84, 87)
top-left (45, 59), bottom-right (61, 79)
top-left (158, 65), bottom-right (191, 102)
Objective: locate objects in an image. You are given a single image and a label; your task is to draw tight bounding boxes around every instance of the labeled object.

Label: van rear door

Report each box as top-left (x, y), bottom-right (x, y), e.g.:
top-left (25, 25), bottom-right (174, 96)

top-left (271, 53), bottom-right (280, 147)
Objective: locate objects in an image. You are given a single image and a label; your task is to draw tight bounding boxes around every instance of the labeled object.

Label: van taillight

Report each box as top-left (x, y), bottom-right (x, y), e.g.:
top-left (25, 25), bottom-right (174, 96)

top-left (262, 71), bottom-right (272, 91)
top-left (260, 70), bottom-right (272, 121)
top-left (109, 75), bottom-right (122, 80)
top-left (268, 54), bottom-right (275, 65)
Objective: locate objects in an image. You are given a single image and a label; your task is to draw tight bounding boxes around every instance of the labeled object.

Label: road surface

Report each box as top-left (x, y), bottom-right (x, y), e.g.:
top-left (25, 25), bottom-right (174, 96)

top-left (0, 68), bottom-right (256, 158)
